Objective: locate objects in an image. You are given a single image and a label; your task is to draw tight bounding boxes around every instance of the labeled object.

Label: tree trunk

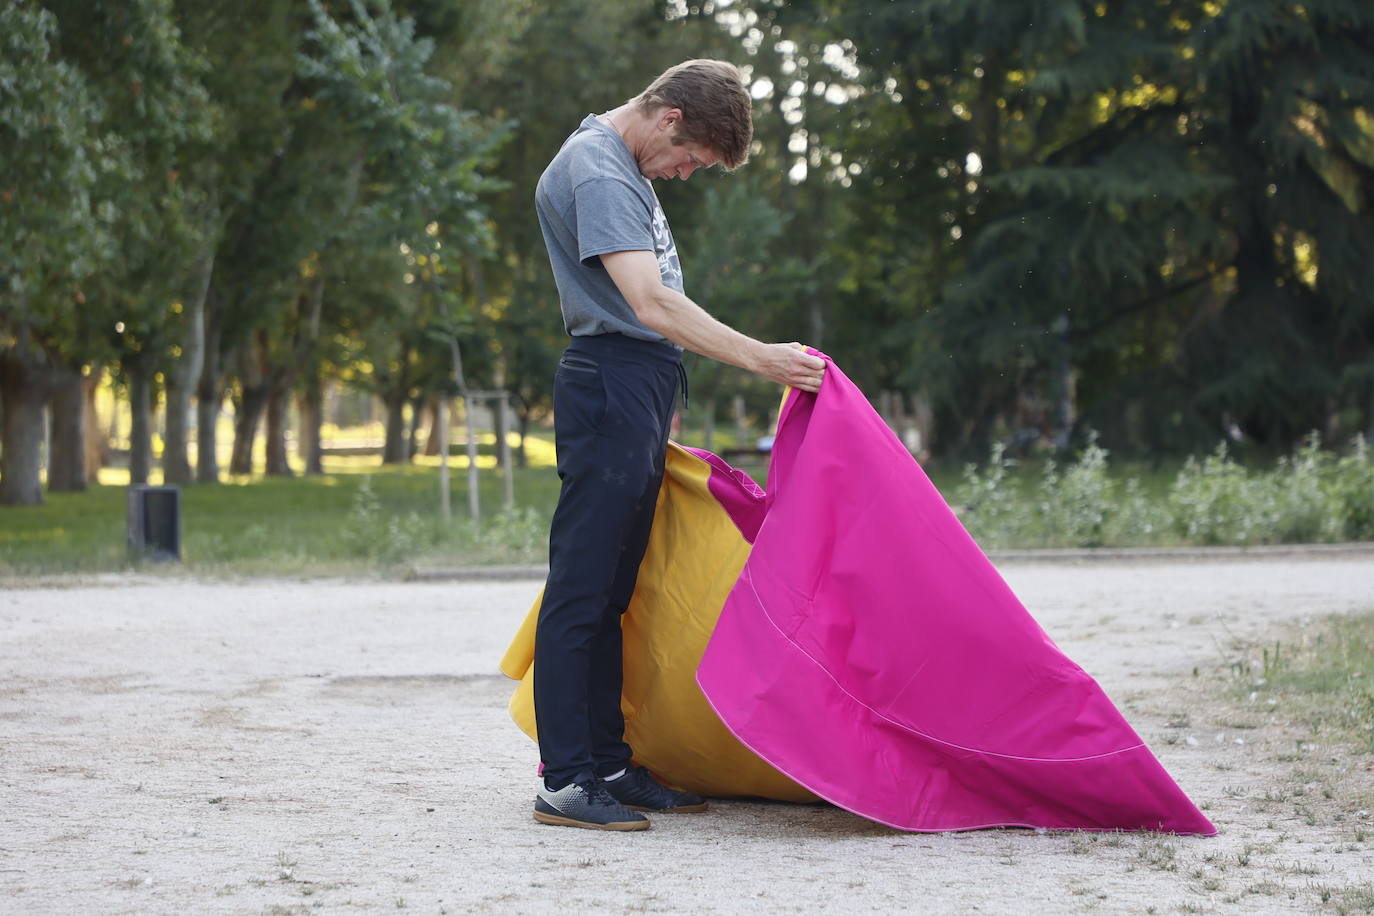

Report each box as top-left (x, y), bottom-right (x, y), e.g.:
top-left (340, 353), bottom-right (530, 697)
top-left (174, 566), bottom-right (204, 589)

top-left (47, 365), bottom-right (87, 492)
top-left (229, 383), bottom-right (267, 475)
top-left (423, 396), bottom-right (442, 456)
top-left (407, 393), bottom-right (425, 461)
top-left (195, 301), bottom-right (224, 483)
top-left (229, 330), bottom-right (271, 476)
top-left (298, 373), bottom-right (324, 475)
top-left (163, 375), bottom-right (196, 484)
top-left (264, 382), bottom-right (293, 477)
top-left (84, 368), bottom-right (105, 480)
top-left (703, 394), bottom-right (717, 452)
top-left (516, 409), bottom-right (529, 469)
top-left (912, 391), bottom-right (935, 460)
top-left (807, 290), bottom-right (824, 350)
top-left (381, 391), bottom-right (408, 464)
top-left (1052, 314), bottom-right (1076, 455)
top-left (195, 389), bottom-right (221, 482)
top-left (295, 270), bottom-right (326, 476)
top-left (127, 359), bottom-right (153, 485)
top-left (0, 347), bottom-right (52, 506)
top-left (164, 249), bottom-right (214, 485)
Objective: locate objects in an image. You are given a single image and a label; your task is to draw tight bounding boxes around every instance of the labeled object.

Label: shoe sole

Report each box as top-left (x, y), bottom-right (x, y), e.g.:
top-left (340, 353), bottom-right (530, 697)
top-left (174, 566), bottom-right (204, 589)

top-left (533, 810), bottom-right (650, 831)
top-left (626, 801), bottom-right (709, 813)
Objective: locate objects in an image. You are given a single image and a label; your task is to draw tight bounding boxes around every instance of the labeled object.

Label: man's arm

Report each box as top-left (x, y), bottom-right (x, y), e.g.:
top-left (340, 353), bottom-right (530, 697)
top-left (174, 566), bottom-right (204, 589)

top-left (600, 249), bottom-right (825, 393)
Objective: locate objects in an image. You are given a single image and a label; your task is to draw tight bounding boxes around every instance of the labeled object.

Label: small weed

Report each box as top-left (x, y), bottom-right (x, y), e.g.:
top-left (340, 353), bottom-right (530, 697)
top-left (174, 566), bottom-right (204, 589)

top-left (1333, 884), bottom-right (1374, 911)
top-left (1137, 837), bottom-right (1179, 872)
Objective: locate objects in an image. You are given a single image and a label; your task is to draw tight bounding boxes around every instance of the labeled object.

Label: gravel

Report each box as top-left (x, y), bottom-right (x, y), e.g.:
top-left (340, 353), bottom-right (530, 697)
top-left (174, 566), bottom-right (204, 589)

top-left (2, 556), bottom-right (1372, 914)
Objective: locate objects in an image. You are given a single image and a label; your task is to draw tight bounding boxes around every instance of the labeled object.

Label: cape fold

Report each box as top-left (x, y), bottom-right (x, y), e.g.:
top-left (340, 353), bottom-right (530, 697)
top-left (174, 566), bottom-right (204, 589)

top-left (502, 352), bottom-right (1215, 835)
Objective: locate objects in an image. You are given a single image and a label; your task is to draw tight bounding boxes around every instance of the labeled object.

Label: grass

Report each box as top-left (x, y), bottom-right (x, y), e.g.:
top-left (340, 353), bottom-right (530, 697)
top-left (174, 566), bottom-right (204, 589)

top-left (1202, 610), bottom-right (1374, 884)
top-left (0, 433), bottom-right (563, 577)
top-left (1227, 612), bottom-right (1374, 755)
top-left (6, 420), bottom-right (1374, 576)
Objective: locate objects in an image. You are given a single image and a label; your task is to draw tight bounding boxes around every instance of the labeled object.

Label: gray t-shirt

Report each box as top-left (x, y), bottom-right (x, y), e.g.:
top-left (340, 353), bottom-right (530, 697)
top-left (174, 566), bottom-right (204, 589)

top-left (535, 114), bottom-right (683, 344)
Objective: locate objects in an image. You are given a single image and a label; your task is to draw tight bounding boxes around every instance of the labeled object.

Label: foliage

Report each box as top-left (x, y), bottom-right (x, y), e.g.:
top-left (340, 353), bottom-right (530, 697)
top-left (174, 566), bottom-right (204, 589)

top-left (0, 3), bottom-right (103, 318)
top-left (6, 0), bottom-right (1374, 507)
top-left (957, 433), bottom-right (1374, 549)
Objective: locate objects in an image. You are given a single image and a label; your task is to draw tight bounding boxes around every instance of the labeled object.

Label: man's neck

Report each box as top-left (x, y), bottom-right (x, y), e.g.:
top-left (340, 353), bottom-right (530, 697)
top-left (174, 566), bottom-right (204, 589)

top-left (598, 103), bottom-right (649, 159)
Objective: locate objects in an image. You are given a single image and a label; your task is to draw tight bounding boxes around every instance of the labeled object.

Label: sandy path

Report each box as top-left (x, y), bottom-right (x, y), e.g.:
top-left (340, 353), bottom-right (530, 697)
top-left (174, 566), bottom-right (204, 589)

top-left (2, 558), bottom-right (1372, 915)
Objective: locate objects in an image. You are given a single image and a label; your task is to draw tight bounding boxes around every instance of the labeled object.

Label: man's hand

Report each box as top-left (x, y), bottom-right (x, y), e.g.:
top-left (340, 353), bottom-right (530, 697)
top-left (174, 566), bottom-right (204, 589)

top-left (600, 249), bottom-right (827, 392)
top-left (756, 343), bottom-right (825, 393)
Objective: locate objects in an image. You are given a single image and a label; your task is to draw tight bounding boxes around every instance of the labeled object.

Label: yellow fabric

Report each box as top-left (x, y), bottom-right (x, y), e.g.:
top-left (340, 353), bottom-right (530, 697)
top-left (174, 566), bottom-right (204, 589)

top-left (498, 441), bottom-right (817, 801)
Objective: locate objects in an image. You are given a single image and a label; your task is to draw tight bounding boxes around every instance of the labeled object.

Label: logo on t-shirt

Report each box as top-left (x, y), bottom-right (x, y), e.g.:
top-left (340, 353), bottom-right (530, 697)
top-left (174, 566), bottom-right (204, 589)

top-left (651, 204), bottom-right (682, 290)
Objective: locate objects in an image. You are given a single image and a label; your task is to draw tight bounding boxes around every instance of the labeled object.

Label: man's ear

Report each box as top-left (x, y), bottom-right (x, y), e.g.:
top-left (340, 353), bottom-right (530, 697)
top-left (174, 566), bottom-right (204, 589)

top-left (657, 107), bottom-right (683, 132)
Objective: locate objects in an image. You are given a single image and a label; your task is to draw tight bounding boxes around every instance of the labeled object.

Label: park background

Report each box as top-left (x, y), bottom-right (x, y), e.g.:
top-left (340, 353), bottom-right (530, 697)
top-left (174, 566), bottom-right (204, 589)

top-left (3, 0), bottom-right (1373, 574)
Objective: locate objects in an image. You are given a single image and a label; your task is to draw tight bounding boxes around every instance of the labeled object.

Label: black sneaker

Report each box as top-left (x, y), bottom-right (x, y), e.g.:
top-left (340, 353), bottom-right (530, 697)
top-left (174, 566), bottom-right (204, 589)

top-left (534, 778), bottom-right (650, 831)
top-left (602, 766), bottom-right (708, 813)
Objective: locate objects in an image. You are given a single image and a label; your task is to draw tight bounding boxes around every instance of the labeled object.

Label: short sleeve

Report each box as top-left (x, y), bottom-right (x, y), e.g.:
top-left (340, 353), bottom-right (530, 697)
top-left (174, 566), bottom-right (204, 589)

top-left (573, 178), bottom-right (653, 268)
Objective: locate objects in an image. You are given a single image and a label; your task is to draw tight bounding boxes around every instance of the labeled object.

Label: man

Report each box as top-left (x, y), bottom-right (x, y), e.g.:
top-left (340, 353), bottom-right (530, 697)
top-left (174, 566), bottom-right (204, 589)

top-left (531, 59), bottom-right (825, 831)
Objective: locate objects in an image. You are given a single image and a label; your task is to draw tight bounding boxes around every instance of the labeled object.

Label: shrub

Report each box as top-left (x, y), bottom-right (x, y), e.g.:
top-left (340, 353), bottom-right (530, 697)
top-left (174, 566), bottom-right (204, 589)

top-left (1038, 432), bottom-right (1115, 547)
top-left (955, 433), bottom-right (1372, 549)
top-left (1167, 442), bottom-right (1268, 545)
top-left (344, 475), bottom-right (427, 565)
top-left (955, 442), bottom-right (1027, 548)
top-left (1330, 435), bottom-right (1374, 540)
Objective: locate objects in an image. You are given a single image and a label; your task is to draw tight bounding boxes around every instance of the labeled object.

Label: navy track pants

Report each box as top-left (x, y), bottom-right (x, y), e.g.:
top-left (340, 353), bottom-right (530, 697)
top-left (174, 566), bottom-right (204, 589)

top-left (534, 333), bottom-right (683, 790)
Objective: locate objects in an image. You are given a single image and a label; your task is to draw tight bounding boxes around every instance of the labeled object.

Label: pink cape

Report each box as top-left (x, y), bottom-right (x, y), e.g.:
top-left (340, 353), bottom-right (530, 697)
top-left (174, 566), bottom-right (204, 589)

top-left (693, 354), bottom-right (1216, 835)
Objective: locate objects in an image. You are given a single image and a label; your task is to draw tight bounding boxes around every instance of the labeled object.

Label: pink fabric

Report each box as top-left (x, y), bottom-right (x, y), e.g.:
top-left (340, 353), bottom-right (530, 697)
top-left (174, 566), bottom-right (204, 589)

top-left (694, 355), bottom-right (1216, 835)
top-left (681, 447), bottom-right (767, 543)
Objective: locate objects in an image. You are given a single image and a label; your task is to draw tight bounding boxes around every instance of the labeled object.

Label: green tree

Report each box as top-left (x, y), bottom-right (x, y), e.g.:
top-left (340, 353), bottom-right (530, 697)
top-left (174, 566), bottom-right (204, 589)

top-left (0, 2), bottom-right (104, 505)
top-left (43, 0), bottom-right (215, 486)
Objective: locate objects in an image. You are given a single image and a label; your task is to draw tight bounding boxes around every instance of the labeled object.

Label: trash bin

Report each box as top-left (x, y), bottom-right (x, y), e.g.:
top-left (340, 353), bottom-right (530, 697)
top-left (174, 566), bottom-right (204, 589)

top-left (127, 485), bottom-right (181, 561)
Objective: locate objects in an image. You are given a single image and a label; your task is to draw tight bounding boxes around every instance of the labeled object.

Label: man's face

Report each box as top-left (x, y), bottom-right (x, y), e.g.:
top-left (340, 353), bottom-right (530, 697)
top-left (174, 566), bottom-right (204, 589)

top-left (639, 112), bottom-right (721, 182)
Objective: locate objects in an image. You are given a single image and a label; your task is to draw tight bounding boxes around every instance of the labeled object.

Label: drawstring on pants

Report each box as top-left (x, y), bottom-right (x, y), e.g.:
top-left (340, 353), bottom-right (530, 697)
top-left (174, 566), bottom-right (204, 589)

top-left (676, 361), bottom-right (689, 411)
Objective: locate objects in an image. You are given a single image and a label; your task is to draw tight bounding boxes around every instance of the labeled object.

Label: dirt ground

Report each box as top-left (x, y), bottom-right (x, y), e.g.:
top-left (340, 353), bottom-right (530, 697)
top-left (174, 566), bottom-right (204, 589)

top-left (2, 556), bottom-right (1373, 915)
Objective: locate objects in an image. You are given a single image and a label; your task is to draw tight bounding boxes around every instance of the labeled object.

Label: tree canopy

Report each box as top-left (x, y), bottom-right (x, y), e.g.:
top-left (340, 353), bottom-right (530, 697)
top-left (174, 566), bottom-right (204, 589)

top-left (3, 0), bottom-right (1371, 505)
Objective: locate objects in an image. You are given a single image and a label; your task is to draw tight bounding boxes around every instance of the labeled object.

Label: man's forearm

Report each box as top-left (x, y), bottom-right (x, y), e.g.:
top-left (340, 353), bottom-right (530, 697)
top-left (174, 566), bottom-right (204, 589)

top-left (635, 287), bottom-right (769, 372)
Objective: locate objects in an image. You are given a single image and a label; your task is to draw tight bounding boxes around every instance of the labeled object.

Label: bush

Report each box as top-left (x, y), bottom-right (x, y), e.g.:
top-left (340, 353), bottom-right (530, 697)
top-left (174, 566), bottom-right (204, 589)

top-left (956, 433), bottom-right (1374, 549)
top-left (1038, 432), bottom-right (1114, 547)
top-left (956, 442), bottom-right (1027, 548)
top-left (342, 476), bottom-right (427, 565)
top-left (1168, 442), bottom-right (1269, 545)
top-left (1330, 436), bottom-right (1374, 540)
